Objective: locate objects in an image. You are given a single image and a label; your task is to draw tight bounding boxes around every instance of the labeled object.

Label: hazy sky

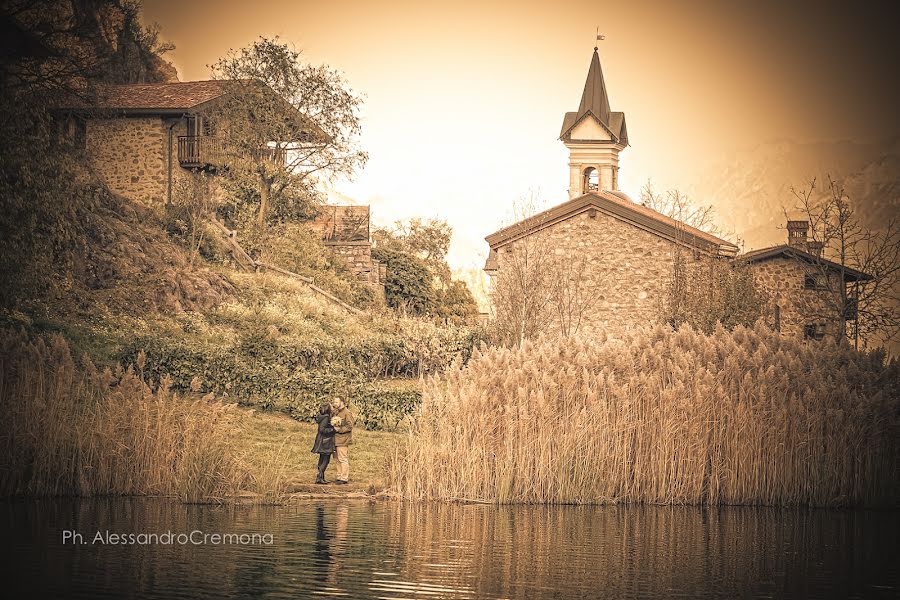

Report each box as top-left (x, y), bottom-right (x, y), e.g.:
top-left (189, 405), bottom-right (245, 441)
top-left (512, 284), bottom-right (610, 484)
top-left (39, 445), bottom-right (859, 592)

top-left (144, 0), bottom-right (900, 270)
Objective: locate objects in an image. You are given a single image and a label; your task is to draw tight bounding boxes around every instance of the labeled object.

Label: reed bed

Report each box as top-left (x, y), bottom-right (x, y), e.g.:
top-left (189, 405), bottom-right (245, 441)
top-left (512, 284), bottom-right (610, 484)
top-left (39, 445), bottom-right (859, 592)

top-left (0, 328), bottom-right (287, 503)
top-left (388, 323), bottom-right (900, 506)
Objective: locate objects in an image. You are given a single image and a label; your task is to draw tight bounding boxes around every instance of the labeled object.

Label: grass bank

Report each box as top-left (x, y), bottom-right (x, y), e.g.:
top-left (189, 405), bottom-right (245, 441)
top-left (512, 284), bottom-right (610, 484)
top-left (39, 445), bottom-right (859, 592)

top-left (389, 323), bottom-right (900, 507)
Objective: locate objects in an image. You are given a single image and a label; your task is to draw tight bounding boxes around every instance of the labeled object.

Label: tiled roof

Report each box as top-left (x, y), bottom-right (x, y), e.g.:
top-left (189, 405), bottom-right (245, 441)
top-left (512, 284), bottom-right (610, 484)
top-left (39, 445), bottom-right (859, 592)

top-left (740, 245), bottom-right (873, 281)
top-left (485, 191), bottom-right (739, 257)
top-left (89, 80), bottom-right (229, 111)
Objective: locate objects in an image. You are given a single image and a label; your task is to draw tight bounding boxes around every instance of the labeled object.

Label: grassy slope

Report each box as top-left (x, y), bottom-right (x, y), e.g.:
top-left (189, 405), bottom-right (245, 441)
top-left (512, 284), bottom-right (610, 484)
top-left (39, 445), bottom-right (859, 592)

top-left (236, 405), bottom-right (403, 493)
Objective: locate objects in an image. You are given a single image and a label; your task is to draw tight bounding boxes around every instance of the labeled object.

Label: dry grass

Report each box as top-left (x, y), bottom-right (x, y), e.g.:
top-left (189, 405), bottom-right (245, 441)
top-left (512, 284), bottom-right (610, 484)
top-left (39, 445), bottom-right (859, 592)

top-left (0, 328), bottom-right (289, 503)
top-left (389, 323), bottom-right (900, 506)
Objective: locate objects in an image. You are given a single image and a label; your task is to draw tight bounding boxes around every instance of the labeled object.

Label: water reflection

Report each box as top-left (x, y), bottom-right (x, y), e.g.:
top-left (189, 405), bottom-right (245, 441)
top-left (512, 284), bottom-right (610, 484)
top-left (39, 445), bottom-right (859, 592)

top-left (3, 498), bottom-right (897, 599)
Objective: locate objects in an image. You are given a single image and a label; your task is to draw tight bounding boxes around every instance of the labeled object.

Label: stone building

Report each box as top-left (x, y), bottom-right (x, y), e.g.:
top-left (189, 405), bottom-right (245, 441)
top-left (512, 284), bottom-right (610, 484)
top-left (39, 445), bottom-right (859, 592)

top-left (311, 205), bottom-right (386, 288)
top-left (742, 221), bottom-right (871, 340)
top-left (484, 46), bottom-right (871, 341)
top-left (55, 80), bottom-right (311, 205)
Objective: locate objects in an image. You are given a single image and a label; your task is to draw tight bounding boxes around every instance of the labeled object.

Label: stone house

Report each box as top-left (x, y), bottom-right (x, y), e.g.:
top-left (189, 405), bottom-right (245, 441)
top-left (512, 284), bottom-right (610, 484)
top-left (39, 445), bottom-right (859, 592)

top-left (742, 222), bottom-right (872, 340)
top-left (484, 46), bottom-right (871, 340)
top-left (310, 205), bottom-right (386, 289)
top-left (54, 80), bottom-right (314, 205)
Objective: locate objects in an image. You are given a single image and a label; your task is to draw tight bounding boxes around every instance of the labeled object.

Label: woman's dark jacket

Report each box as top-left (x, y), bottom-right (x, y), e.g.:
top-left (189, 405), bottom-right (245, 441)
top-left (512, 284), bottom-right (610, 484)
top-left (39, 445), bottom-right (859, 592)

top-left (311, 413), bottom-right (336, 454)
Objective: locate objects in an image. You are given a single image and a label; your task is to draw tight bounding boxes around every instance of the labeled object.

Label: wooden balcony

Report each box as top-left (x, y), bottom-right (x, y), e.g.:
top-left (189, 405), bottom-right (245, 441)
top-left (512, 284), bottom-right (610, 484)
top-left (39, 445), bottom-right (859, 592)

top-left (177, 136), bottom-right (224, 168)
top-left (178, 136), bottom-right (288, 169)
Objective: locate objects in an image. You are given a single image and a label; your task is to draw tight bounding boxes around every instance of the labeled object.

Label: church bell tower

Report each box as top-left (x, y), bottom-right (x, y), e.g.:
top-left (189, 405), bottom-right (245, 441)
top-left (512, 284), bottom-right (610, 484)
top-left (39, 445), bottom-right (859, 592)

top-left (559, 45), bottom-right (628, 198)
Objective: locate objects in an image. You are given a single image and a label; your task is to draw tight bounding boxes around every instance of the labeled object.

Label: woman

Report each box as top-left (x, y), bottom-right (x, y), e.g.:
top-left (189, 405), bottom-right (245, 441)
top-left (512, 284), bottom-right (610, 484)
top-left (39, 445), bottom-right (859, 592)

top-left (311, 403), bottom-right (336, 484)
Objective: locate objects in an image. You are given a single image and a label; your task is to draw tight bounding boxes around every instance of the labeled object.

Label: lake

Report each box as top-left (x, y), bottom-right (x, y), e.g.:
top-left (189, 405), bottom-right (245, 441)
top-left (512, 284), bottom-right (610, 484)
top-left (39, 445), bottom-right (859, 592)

top-left (3, 499), bottom-right (898, 599)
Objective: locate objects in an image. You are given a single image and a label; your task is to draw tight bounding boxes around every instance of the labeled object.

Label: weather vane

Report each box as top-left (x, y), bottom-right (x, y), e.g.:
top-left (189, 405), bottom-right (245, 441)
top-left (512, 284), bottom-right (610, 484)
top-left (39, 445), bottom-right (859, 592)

top-left (595, 26), bottom-right (605, 50)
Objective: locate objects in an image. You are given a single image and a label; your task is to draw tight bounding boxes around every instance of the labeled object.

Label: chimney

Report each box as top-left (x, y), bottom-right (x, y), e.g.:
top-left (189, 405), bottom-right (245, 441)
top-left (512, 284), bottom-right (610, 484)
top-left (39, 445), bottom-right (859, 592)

top-left (786, 220), bottom-right (809, 249)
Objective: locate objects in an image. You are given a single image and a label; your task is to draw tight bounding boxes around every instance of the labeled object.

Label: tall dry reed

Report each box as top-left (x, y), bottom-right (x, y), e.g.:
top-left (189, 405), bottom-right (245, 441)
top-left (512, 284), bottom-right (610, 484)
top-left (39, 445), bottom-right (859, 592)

top-left (388, 323), bottom-right (899, 506)
top-left (0, 328), bottom-right (285, 503)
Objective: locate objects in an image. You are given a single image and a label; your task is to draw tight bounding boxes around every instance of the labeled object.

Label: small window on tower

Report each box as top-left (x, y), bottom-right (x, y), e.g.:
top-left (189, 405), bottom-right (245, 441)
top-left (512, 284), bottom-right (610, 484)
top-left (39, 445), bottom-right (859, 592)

top-left (583, 167), bottom-right (599, 192)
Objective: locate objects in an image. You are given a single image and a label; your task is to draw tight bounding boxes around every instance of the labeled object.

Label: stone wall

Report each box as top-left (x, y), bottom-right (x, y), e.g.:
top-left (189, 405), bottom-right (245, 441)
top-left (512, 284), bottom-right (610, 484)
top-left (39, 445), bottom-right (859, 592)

top-left (85, 117), bottom-right (168, 204)
top-left (492, 207), bottom-right (714, 338)
top-left (326, 241), bottom-right (385, 288)
top-left (750, 257), bottom-right (844, 339)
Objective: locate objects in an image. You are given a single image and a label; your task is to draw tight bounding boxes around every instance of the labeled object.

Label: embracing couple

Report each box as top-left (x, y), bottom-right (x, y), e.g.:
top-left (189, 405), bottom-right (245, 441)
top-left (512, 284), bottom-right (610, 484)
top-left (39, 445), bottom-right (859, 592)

top-left (311, 397), bottom-right (354, 485)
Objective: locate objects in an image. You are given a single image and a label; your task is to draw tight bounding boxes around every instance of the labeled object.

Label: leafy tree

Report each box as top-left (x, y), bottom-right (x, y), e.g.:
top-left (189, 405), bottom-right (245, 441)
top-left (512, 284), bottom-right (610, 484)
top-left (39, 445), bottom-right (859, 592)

top-left (372, 247), bottom-right (433, 316)
top-left (208, 37), bottom-right (367, 228)
top-left (433, 280), bottom-right (478, 324)
top-left (373, 218), bottom-right (452, 282)
top-left (374, 218), bottom-right (479, 320)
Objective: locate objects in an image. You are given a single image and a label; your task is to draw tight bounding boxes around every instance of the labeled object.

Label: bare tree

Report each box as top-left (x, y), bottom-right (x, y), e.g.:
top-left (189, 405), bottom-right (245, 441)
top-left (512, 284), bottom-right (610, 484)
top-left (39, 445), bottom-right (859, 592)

top-left (640, 179), bottom-right (721, 235)
top-left (549, 254), bottom-right (604, 338)
top-left (490, 194), bottom-right (606, 344)
top-left (208, 37), bottom-right (367, 228)
top-left (788, 176), bottom-right (900, 348)
top-left (490, 196), bottom-right (555, 347)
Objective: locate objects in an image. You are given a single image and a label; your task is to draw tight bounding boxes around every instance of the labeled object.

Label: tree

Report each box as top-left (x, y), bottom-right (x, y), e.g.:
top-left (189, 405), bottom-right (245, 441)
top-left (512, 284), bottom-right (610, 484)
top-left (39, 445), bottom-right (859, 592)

top-left (788, 176), bottom-right (900, 348)
top-left (640, 179), bottom-right (722, 235)
top-left (661, 256), bottom-right (766, 333)
top-left (372, 246), bottom-right (433, 315)
top-left (373, 218), bottom-right (452, 283)
top-left (169, 171), bottom-right (216, 269)
top-left (489, 196), bottom-right (608, 341)
top-left (208, 37), bottom-right (367, 228)
top-left (373, 218), bottom-right (478, 320)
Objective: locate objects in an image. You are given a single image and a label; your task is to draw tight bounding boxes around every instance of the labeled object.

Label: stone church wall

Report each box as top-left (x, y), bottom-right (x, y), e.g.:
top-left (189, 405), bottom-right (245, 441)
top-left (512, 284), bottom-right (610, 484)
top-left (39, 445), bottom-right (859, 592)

top-left (493, 207), bottom-right (714, 338)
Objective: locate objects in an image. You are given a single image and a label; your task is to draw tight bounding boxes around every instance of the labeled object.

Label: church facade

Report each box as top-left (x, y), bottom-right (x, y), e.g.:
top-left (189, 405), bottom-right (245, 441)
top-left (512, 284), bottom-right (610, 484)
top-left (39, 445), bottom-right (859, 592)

top-left (484, 46), bottom-right (869, 341)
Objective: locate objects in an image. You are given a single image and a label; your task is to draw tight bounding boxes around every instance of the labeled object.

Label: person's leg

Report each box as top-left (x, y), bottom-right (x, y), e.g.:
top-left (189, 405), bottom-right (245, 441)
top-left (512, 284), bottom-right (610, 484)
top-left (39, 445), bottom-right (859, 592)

top-left (335, 446), bottom-right (350, 482)
top-left (316, 453), bottom-right (331, 482)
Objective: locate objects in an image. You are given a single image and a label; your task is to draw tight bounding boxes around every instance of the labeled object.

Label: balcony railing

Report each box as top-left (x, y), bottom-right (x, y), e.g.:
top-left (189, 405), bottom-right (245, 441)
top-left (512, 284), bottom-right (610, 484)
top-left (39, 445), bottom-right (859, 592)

top-left (177, 136), bottom-right (224, 168)
top-left (178, 136), bottom-right (290, 169)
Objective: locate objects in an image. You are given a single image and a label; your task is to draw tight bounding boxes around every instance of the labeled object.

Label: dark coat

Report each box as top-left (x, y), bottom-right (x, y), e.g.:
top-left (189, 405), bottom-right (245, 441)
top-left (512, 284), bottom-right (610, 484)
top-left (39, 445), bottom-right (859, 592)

top-left (311, 413), bottom-right (336, 454)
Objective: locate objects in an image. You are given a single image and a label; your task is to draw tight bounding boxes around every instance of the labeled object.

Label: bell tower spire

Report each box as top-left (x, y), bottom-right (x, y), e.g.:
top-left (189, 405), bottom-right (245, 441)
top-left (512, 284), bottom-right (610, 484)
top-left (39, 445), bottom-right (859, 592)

top-left (559, 38), bottom-right (628, 198)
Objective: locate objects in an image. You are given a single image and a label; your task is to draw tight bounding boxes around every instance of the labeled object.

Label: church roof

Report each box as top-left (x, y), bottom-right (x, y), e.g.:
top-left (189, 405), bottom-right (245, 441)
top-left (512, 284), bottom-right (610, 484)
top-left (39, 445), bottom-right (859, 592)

top-left (739, 245), bottom-right (873, 281)
top-left (484, 191), bottom-right (739, 258)
top-left (559, 48), bottom-right (628, 144)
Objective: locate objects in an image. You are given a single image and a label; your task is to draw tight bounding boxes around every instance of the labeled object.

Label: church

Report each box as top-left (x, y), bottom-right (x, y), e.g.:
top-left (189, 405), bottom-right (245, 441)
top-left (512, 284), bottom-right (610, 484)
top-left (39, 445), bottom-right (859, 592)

top-left (483, 46), bottom-right (870, 340)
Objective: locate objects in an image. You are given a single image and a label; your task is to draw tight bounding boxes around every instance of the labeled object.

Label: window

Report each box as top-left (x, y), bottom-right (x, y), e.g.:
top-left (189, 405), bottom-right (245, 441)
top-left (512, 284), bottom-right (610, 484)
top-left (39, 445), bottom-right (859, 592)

top-left (804, 273), bottom-right (826, 290)
top-left (57, 115), bottom-right (86, 149)
top-left (583, 167), bottom-right (599, 192)
top-left (774, 305), bottom-right (781, 332)
top-left (804, 323), bottom-right (825, 341)
top-left (202, 117), bottom-right (216, 137)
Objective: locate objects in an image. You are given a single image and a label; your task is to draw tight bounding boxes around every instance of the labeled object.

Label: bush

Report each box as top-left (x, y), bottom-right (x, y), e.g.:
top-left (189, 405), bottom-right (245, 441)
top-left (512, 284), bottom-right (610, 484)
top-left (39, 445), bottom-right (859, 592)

top-left (389, 323), bottom-right (900, 506)
top-left (117, 314), bottom-right (485, 431)
top-left (373, 246), bottom-right (434, 315)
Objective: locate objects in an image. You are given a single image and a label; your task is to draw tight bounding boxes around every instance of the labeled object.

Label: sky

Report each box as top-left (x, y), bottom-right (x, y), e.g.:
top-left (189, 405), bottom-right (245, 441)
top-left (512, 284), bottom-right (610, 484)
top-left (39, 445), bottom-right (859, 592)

top-left (143, 0), bottom-right (900, 271)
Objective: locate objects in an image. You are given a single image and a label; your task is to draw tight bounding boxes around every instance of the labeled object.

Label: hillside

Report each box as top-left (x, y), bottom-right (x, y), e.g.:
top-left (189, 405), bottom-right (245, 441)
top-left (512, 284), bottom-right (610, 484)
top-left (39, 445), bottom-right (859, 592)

top-left (2, 185), bottom-right (482, 431)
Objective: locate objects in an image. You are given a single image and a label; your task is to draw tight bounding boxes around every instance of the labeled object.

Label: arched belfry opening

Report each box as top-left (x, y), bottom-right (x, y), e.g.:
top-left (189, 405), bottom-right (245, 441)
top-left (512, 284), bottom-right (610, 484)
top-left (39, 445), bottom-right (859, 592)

top-left (583, 167), bottom-right (599, 193)
top-left (560, 45), bottom-right (628, 198)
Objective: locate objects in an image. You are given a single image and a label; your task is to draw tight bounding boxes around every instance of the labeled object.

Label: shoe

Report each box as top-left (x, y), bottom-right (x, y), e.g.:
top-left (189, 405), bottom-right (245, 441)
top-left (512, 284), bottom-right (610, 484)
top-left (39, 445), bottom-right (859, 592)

top-left (315, 479), bottom-right (328, 485)
top-left (335, 480), bottom-right (348, 485)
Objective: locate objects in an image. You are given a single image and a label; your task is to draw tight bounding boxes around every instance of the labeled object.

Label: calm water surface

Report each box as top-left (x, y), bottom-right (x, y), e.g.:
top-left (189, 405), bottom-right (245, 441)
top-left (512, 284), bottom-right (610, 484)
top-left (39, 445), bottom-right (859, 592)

top-left (3, 499), bottom-right (897, 599)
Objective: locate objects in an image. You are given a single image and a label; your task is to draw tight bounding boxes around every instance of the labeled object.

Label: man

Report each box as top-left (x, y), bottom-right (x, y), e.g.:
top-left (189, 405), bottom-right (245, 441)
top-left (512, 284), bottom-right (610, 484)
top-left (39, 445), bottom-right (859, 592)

top-left (330, 397), bottom-right (354, 484)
